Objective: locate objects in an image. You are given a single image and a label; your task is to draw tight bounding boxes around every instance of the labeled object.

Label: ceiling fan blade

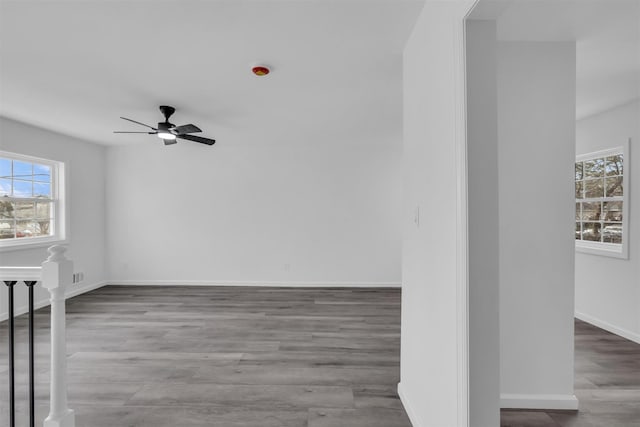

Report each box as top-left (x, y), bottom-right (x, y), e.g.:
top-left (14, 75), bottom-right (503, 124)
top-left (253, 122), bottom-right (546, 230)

top-left (120, 117), bottom-right (157, 130)
top-left (163, 139), bottom-right (178, 146)
top-left (177, 134), bottom-right (216, 146)
top-left (172, 124), bottom-right (202, 135)
top-left (113, 131), bottom-right (157, 134)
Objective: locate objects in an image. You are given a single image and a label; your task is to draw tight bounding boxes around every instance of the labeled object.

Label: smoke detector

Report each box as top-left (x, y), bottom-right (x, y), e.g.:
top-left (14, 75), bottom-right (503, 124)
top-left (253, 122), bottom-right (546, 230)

top-left (252, 65), bottom-right (270, 76)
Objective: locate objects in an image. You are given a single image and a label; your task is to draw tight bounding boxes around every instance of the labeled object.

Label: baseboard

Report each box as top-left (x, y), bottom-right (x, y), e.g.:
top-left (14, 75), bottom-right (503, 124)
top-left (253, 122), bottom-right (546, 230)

top-left (397, 382), bottom-right (423, 427)
top-left (66, 280), bottom-right (108, 299)
top-left (500, 393), bottom-right (579, 410)
top-left (0, 280), bottom-right (107, 322)
top-left (575, 311), bottom-right (640, 344)
top-left (107, 280), bottom-right (401, 288)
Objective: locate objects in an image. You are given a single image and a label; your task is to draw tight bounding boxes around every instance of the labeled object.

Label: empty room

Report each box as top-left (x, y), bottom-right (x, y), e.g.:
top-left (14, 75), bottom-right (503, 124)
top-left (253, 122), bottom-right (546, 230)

top-left (1, 1), bottom-right (639, 427)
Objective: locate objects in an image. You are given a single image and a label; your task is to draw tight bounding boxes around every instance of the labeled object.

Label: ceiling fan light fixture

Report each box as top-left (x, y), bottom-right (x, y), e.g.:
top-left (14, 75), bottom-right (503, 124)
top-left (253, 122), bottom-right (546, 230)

top-left (157, 132), bottom-right (176, 140)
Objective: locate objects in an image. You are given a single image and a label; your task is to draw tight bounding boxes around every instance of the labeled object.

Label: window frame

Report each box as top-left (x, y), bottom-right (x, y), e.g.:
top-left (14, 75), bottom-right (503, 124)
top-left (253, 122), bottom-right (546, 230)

top-left (575, 141), bottom-right (629, 259)
top-left (0, 151), bottom-right (67, 251)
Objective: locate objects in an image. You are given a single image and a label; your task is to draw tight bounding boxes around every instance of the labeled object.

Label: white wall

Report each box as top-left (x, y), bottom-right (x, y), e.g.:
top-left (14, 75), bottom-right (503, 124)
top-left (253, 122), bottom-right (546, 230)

top-left (400, 1), bottom-right (474, 425)
top-left (466, 19), bottom-right (500, 426)
top-left (0, 117), bottom-right (107, 320)
top-left (106, 141), bottom-right (402, 285)
top-left (497, 42), bottom-right (578, 410)
top-left (575, 99), bottom-right (640, 343)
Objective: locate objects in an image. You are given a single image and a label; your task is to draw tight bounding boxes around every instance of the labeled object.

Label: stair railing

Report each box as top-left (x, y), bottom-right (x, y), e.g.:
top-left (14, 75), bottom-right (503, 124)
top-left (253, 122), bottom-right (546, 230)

top-left (1, 245), bottom-right (76, 427)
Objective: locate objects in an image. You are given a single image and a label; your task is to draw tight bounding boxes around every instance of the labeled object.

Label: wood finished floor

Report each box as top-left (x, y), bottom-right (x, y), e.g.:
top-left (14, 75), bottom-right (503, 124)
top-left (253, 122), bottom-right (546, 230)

top-left (0, 285), bottom-right (409, 427)
top-left (1, 286), bottom-right (639, 426)
top-left (500, 320), bottom-right (640, 427)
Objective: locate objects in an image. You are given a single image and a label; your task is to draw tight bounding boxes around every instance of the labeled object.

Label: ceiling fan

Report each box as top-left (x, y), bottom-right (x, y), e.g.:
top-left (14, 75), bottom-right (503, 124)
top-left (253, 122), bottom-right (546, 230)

top-left (114, 105), bottom-right (216, 146)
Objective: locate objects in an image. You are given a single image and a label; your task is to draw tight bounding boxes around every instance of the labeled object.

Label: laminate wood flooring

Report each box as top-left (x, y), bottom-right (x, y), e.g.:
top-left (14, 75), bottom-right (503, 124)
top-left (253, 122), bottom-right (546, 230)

top-left (0, 285), bottom-right (410, 427)
top-left (2, 286), bottom-right (639, 426)
top-left (500, 319), bottom-right (640, 427)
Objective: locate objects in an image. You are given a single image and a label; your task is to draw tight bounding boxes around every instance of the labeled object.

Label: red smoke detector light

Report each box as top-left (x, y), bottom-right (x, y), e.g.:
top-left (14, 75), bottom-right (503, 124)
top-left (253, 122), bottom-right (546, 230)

top-left (252, 66), bottom-right (270, 76)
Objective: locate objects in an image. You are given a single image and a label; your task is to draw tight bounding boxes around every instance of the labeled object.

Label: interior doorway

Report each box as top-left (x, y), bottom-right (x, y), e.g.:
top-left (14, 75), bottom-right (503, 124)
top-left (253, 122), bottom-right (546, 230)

top-left (465, 1), bottom-right (639, 425)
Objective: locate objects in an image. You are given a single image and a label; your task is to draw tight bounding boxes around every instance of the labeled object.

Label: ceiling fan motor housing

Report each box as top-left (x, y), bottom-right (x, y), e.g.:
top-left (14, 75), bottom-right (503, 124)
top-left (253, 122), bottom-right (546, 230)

top-left (157, 122), bottom-right (174, 132)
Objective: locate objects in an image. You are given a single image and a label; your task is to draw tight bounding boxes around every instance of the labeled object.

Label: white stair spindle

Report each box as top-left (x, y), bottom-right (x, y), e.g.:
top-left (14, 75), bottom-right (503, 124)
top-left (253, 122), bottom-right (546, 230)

top-left (42, 245), bottom-right (75, 427)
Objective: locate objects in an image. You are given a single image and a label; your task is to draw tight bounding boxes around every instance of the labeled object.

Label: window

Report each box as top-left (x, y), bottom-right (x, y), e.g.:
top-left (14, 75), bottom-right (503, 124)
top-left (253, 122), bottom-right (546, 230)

top-left (0, 151), bottom-right (65, 249)
top-left (575, 142), bottom-right (628, 258)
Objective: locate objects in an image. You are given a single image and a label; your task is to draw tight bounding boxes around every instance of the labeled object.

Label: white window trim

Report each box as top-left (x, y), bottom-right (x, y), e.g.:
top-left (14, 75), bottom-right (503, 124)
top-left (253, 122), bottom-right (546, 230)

top-left (575, 140), bottom-right (629, 259)
top-left (0, 151), bottom-right (67, 252)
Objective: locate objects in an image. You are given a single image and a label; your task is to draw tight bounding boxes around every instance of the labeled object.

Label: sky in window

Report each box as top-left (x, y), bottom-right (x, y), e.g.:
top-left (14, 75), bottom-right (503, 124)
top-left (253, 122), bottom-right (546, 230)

top-left (0, 158), bottom-right (52, 197)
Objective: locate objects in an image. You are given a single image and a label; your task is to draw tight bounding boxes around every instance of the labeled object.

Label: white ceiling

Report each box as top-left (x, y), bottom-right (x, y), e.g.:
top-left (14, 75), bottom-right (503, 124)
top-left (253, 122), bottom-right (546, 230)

top-left (0, 0), bottom-right (424, 147)
top-left (2, 1), bottom-right (636, 147)
top-left (471, 0), bottom-right (640, 120)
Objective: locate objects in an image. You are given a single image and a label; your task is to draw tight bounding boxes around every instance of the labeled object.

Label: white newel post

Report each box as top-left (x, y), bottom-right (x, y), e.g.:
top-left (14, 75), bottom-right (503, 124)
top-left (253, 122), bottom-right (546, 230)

top-left (42, 245), bottom-right (75, 427)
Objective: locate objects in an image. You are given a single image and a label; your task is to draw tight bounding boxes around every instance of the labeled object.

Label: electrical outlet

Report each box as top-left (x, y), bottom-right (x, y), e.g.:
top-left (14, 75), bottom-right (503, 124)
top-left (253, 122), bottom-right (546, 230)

top-left (72, 272), bottom-right (84, 284)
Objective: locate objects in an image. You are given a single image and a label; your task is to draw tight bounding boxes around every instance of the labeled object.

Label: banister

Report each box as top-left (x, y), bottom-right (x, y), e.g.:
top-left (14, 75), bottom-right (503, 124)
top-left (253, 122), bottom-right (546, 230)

top-left (1, 245), bottom-right (75, 427)
top-left (0, 266), bottom-right (42, 281)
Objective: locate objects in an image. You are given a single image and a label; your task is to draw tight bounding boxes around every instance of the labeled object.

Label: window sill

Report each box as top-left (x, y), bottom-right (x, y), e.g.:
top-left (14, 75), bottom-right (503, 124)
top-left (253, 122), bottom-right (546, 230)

top-left (0, 236), bottom-right (67, 253)
top-left (576, 241), bottom-right (628, 259)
